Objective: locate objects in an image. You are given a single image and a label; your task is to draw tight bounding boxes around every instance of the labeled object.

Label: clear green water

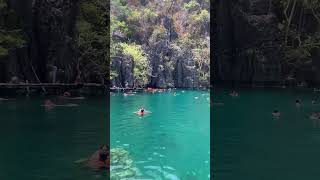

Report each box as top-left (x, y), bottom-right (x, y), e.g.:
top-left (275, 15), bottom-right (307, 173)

top-left (111, 90), bottom-right (210, 179)
top-left (0, 96), bottom-right (107, 180)
top-left (213, 88), bottom-right (320, 180)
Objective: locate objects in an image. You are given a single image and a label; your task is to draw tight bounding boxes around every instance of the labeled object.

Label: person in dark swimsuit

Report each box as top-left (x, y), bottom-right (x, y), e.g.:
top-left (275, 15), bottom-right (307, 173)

top-left (99, 145), bottom-right (109, 164)
top-left (87, 145), bottom-right (109, 170)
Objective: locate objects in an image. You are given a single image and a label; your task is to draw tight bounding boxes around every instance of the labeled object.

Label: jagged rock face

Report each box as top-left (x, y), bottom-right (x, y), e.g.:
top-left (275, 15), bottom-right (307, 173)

top-left (32, 0), bottom-right (78, 83)
top-left (2, 0), bottom-right (78, 83)
top-left (112, 56), bottom-right (134, 88)
top-left (214, 0), bottom-right (283, 85)
top-left (111, 15), bottom-right (202, 88)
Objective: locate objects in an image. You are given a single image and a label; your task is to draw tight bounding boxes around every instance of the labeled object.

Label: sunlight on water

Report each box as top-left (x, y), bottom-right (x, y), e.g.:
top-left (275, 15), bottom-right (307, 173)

top-left (111, 90), bottom-right (210, 179)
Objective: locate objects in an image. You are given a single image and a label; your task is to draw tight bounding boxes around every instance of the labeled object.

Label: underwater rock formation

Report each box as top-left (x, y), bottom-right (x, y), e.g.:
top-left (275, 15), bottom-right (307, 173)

top-left (110, 148), bottom-right (138, 180)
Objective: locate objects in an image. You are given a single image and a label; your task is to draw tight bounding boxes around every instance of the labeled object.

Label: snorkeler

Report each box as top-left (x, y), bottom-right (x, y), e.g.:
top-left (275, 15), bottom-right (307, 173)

top-left (272, 110), bottom-right (281, 118)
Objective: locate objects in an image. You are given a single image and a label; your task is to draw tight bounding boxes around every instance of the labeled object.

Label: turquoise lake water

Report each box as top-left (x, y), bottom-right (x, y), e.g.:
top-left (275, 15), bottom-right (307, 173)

top-left (213, 88), bottom-right (320, 180)
top-left (111, 90), bottom-right (210, 179)
top-left (0, 96), bottom-right (107, 180)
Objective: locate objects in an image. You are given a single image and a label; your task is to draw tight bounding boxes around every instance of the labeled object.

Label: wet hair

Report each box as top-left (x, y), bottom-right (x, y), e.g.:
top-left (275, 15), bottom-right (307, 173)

top-left (273, 110), bottom-right (279, 113)
top-left (99, 152), bottom-right (108, 162)
top-left (141, 109), bottom-right (145, 113)
top-left (99, 145), bottom-right (109, 162)
top-left (296, 99), bottom-right (300, 103)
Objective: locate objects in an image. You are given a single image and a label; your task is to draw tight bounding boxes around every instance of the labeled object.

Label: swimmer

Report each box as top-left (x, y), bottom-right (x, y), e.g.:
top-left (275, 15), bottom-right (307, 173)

top-left (295, 99), bottom-right (301, 108)
top-left (43, 99), bottom-right (55, 110)
top-left (44, 99), bottom-right (55, 107)
top-left (63, 91), bottom-right (71, 97)
top-left (42, 100), bottom-right (78, 108)
top-left (310, 112), bottom-right (319, 120)
top-left (83, 145), bottom-right (109, 170)
top-left (229, 90), bottom-right (238, 97)
top-left (272, 110), bottom-right (281, 118)
top-left (137, 107), bottom-right (145, 116)
top-left (135, 107), bottom-right (151, 116)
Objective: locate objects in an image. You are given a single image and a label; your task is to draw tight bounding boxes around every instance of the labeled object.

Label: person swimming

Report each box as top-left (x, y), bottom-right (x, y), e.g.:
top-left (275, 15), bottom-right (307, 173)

top-left (310, 112), bottom-right (319, 120)
top-left (295, 99), bottom-right (301, 107)
top-left (135, 107), bottom-right (150, 116)
top-left (99, 145), bottom-right (109, 163)
top-left (42, 99), bottom-right (78, 109)
top-left (139, 107), bottom-right (145, 114)
top-left (229, 90), bottom-right (238, 97)
top-left (85, 145), bottom-right (109, 170)
top-left (272, 110), bottom-right (281, 118)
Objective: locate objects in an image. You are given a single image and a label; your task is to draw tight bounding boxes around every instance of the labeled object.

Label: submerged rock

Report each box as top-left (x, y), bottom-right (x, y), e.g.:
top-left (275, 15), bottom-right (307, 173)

top-left (110, 148), bottom-right (137, 180)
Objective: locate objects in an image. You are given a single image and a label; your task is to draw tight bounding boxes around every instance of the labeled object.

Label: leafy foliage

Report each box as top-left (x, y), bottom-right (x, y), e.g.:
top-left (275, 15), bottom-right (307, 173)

top-left (111, 0), bottom-right (210, 87)
top-left (278, 0), bottom-right (320, 79)
top-left (0, 0), bottom-right (25, 58)
top-left (120, 43), bottom-right (150, 87)
top-left (76, 0), bottom-right (109, 82)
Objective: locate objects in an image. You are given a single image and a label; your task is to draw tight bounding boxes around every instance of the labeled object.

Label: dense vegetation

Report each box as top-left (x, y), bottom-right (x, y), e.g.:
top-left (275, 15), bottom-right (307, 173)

top-left (111, 0), bottom-right (210, 88)
top-left (277, 0), bottom-right (320, 81)
top-left (0, 0), bottom-right (25, 58)
top-left (76, 0), bottom-right (109, 83)
top-left (1, 0), bottom-right (319, 87)
top-left (213, 0), bottom-right (320, 86)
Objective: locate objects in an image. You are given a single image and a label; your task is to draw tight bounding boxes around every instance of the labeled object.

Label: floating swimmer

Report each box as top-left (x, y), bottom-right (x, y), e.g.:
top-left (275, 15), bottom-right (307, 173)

top-left (75, 145), bottom-right (109, 170)
top-left (135, 107), bottom-right (151, 116)
top-left (310, 112), bottom-right (320, 120)
top-left (42, 99), bottom-right (78, 109)
top-left (295, 99), bottom-right (301, 108)
top-left (272, 110), bottom-right (281, 118)
top-left (229, 90), bottom-right (239, 97)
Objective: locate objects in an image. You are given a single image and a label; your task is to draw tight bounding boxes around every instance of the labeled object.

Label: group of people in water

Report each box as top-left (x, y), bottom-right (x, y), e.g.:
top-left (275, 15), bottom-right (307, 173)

top-left (271, 99), bottom-right (320, 119)
top-left (43, 91), bottom-right (84, 109)
top-left (227, 90), bottom-right (320, 120)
